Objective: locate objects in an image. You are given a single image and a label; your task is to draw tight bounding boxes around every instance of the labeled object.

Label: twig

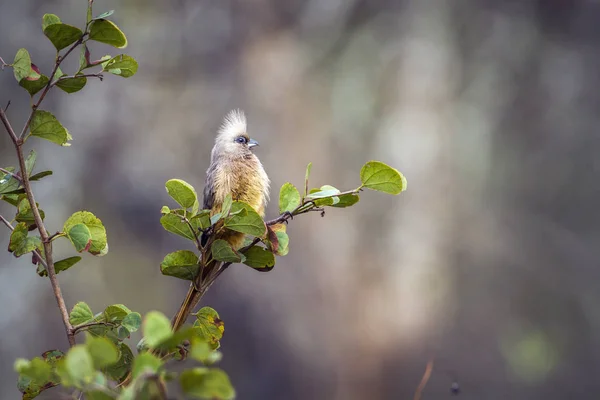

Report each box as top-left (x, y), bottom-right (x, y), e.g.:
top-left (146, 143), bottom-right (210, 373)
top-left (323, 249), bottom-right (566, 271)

top-left (54, 73), bottom-right (104, 85)
top-left (0, 56), bottom-right (7, 70)
top-left (0, 167), bottom-right (21, 182)
top-left (4, 100), bottom-right (10, 111)
top-left (0, 214), bottom-right (48, 269)
top-left (1, 85), bottom-right (75, 347)
top-left (71, 321), bottom-right (115, 335)
top-left (413, 358), bottom-right (434, 400)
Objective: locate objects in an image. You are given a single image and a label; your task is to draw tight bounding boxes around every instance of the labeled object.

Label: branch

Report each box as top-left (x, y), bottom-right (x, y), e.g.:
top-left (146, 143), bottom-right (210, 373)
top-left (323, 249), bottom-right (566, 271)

top-left (0, 56), bottom-right (8, 69)
top-left (413, 358), bottom-right (434, 400)
top-left (53, 73), bottom-right (104, 86)
top-left (71, 321), bottom-right (116, 335)
top-left (1, 98), bottom-right (75, 347)
top-left (0, 167), bottom-right (21, 182)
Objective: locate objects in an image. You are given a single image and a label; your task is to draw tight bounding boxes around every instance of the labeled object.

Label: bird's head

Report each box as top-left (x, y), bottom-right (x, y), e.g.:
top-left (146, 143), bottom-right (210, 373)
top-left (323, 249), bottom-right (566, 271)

top-left (212, 109), bottom-right (259, 160)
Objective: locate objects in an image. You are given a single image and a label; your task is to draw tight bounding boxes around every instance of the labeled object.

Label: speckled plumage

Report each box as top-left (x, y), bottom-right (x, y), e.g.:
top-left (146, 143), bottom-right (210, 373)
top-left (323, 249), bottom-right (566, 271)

top-left (172, 109), bottom-right (269, 330)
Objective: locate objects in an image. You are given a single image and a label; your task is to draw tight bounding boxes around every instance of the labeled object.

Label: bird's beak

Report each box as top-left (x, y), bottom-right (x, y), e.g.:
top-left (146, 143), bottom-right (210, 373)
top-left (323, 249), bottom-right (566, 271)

top-left (248, 138), bottom-right (259, 148)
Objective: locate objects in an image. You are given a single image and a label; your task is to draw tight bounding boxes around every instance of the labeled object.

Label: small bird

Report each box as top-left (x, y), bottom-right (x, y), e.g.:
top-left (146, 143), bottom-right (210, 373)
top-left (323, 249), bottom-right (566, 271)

top-left (171, 109), bottom-right (270, 331)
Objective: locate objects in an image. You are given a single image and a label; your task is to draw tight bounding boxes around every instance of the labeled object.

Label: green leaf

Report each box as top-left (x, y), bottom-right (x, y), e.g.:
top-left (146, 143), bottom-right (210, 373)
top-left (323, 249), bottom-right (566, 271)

top-left (63, 211), bottom-right (108, 255)
top-left (14, 357), bottom-right (51, 385)
top-left (86, 391), bottom-right (114, 400)
top-left (210, 213), bottom-right (223, 226)
top-left (304, 162), bottom-right (312, 197)
top-left (29, 170), bottom-right (53, 181)
top-left (101, 304), bottom-right (132, 323)
top-left (0, 167), bottom-right (20, 195)
top-left (19, 73), bottom-right (49, 96)
top-left (79, 44), bottom-right (91, 70)
top-left (279, 182), bottom-right (301, 214)
top-left (211, 239), bottom-right (244, 263)
top-left (67, 223), bottom-right (92, 252)
top-left (29, 110), bottom-right (73, 146)
top-left (132, 352), bottom-right (163, 379)
top-left (24, 150), bottom-right (36, 177)
top-left (331, 193), bottom-right (360, 208)
top-left (274, 230), bottom-right (289, 256)
top-left (165, 179), bottom-right (198, 208)
top-left (89, 19), bottom-right (128, 48)
top-left (223, 201), bottom-right (266, 237)
top-left (189, 339), bottom-right (222, 365)
top-left (191, 209), bottom-right (211, 230)
top-left (87, 336), bottom-right (119, 368)
top-left (360, 161), bottom-right (407, 194)
top-left (15, 198), bottom-right (45, 226)
top-left (122, 312), bottom-right (142, 332)
top-left (42, 14), bottom-right (83, 51)
top-left (143, 311), bottom-right (173, 348)
top-left (160, 250), bottom-right (200, 281)
top-left (160, 205), bottom-right (170, 214)
top-left (70, 302), bottom-right (94, 325)
top-left (56, 75), bottom-right (87, 93)
top-left (64, 345), bottom-right (95, 384)
top-left (94, 10), bottom-right (115, 20)
top-left (243, 246), bottom-right (275, 271)
top-left (180, 368), bottom-right (235, 400)
top-left (102, 54), bottom-right (138, 78)
top-left (193, 307), bottom-right (224, 350)
top-left (155, 326), bottom-right (195, 351)
top-left (305, 185), bottom-right (340, 201)
top-left (38, 256), bottom-right (81, 277)
top-left (160, 213), bottom-right (196, 240)
top-left (9, 222), bottom-right (42, 257)
top-left (13, 48), bottom-right (32, 82)
top-left (104, 343), bottom-right (134, 383)
top-left (220, 194), bottom-right (233, 217)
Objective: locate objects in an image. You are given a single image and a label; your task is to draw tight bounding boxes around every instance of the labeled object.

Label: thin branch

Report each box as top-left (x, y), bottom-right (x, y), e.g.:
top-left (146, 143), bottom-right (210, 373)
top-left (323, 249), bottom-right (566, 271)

top-left (54, 73), bottom-right (104, 85)
top-left (71, 321), bottom-right (116, 335)
top-left (0, 167), bottom-right (21, 182)
top-left (0, 106), bottom-right (20, 145)
top-left (0, 56), bottom-right (8, 69)
top-left (413, 358), bottom-right (434, 400)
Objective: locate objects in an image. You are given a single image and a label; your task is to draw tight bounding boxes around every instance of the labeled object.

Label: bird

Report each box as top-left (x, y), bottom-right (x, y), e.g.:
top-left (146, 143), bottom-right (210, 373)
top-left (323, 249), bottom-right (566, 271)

top-left (171, 109), bottom-right (270, 331)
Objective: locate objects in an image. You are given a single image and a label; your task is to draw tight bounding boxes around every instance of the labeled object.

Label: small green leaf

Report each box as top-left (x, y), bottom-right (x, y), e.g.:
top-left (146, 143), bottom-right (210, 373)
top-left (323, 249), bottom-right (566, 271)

top-left (29, 110), bottom-right (73, 146)
top-left (121, 312), bottom-right (142, 332)
top-left (64, 345), bottom-right (94, 384)
top-left (360, 161), bottom-right (407, 194)
top-left (9, 222), bottom-right (42, 257)
top-left (165, 179), bottom-right (198, 208)
top-left (160, 250), bottom-right (200, 281)
top-left (305, 185), bottom-right (340, 200)
top-left (67, 223), bottom-right (92, 252)
top-left (143, 311), bottom-right (173, 348)
top-left (189, 339), bottom-right (222, 365)
top-left (42, 14), bottom-right (83, 50)
top-left (89, 19), bottom-right (128, 48)
top-left (304, 162), bottom-right (312, 197)
top-left (15, 198), bottom-right (45, 226)
top-left (87, 336), bottom-right (119, 368)
top-left (331, 193), bottom-right (360, 208)
top-left (101, 304), bottom-right (132, 323)
top-left (160, 205), bottom-right (170, 214)
top-left (29, 171), bottom-right (53, 181)
top-left (0, 167), bottom-right (20, 195)
top-left (180, 368), bottom-right (235, 400)
top-left (63, 211), bottom-right (108, 255)
top-left (24, 150), bottom-right (36, 177)
top-left (210, 213), bottom-right (223, 226)
top-left (13, 48), bottom-right (32, 82)
top-left (279, 182), bottom-right (301, 214)
top-left (160, 213), bottom-right (195, 240)
top-left (193, 307), bottom-right (224, 350)
top-left (14, 357), bottom-right (51, 385)
top-left (191, 209), bottom-right (211, 230)
top-left (223, 201), bottom-right (266, 237)
top-left (94, 10), bottom-right (115, 20)
top-left (104, 343), bottom-right (134, 383)
top-left (70, 302), bottom-right (93, 325)
top-left (102, 54), bottom-right (138, 78)
top-left (38, 256), bottom-right (81, 277)
top-left (19, 73), bottom-right (50, 96)
top-left (132, 352), bottom-right (163, 379)
top-left (211, 239), bottom-right (244, 263)
top-left (243, 246), bottom-right (275, 271)
top-left (56, 75), bottom-right (87, 93)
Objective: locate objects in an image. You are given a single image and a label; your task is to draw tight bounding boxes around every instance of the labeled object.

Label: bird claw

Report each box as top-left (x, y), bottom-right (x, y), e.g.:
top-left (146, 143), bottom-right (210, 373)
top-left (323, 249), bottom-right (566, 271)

top-left (282, 211), bottom-right (294, 223)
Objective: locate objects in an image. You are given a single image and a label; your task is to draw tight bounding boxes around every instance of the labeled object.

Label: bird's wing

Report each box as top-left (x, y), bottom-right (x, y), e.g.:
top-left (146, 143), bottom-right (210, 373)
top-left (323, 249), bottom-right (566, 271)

top-left (203, 164), bottom-right (216, 211)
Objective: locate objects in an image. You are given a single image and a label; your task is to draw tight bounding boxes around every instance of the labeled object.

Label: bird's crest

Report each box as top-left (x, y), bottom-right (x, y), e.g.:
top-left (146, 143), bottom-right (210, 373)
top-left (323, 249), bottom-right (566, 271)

top-left (218, 109), bottom-right (247, 139)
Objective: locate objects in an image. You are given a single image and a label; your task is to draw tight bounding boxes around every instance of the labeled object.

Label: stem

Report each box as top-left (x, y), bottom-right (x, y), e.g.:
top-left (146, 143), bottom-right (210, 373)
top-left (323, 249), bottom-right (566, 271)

top-left (413, 358), bottom-right (434, 400)
top-left (0, 167), bottom-right (21, 182)
top-left (72, 321), bottom-right (115, 335)
top-left (1, 96), bottom-right (75, 348)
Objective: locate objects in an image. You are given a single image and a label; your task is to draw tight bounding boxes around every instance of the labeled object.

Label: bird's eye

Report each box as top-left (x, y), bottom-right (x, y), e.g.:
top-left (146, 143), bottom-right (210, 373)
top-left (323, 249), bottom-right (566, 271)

top-left (236, 136), bottom-right (247, 144)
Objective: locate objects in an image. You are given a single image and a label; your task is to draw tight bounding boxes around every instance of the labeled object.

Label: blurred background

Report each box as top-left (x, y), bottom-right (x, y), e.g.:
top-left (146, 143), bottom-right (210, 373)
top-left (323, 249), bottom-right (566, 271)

top-left (1, 0), bottom-right (599, 398)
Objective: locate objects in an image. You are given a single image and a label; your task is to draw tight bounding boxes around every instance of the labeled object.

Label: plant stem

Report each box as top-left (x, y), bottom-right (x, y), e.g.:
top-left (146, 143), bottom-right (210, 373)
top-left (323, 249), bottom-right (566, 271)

top-left (71, 321), bottom-right (115, 335)
top-left (0, 100), bottom-right (75, 347)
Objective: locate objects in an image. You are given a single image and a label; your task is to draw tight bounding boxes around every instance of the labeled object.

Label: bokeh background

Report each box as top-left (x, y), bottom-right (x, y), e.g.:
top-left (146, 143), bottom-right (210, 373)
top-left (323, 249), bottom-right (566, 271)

top-left (1, 0), bottom-right (599, 399)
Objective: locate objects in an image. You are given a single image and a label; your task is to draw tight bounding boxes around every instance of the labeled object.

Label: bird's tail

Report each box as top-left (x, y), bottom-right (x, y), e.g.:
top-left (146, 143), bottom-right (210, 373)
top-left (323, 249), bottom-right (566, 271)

top-left (171, 259), bottom-right (220, 331)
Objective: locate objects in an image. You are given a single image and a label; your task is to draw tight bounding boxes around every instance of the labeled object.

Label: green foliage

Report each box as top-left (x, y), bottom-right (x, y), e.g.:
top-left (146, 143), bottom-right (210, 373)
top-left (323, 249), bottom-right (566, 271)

top-left (37, 256), bottom-right (82, 277)
top-left (103, 54), bottom-right (138, 78)
top-left (193, 307), bottom-right (225, 350)
top-left (142, 311), bottom-right (172, 349)
top-left (243, 246), bottom-right (275, 271)
top-left (56, 74), bottom-right (87, 93)
top-left (224, 201), bottom-right (266, 237)
top-left (69, 302), bottom-right (94, 325)
top-left (42, 14), bottom-right (83, 51)
top-left (160, 213), bottom-right (196, 240)
top-left (360, 160), bottom-right (407, 194)
top-left (165, 178), bottom-right (198, 209)
top-left (279, 182), bottom-right (301, 214)
top-left (160, 250), bottom-right (199, 281)
top-left (131, 352), bottom-right (162, 379)
top-left (63, 211), bottom-right (108, 255)
top-left (29, 110), bottom-right (73, 146)
top-left (180, 368), bottom-right (235, 400)
top-left (13, 48), bottom-right (33, 82)
top-left (89, 19), bottom-right (128, 48)
top-left (8, 222), bottom-right (42, 257)
top-left (212, 239), bottom-right (245, 263)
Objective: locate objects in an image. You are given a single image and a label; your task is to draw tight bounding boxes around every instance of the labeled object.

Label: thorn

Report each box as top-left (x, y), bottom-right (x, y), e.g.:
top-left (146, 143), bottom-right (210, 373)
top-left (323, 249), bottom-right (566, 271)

top-left (4, 100), bottom-right (10, 112)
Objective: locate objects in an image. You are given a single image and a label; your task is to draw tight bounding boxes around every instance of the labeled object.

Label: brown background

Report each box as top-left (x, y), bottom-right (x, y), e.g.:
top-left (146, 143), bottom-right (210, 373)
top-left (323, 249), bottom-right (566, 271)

top-left (1, 0), bottom-right (599, 399)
